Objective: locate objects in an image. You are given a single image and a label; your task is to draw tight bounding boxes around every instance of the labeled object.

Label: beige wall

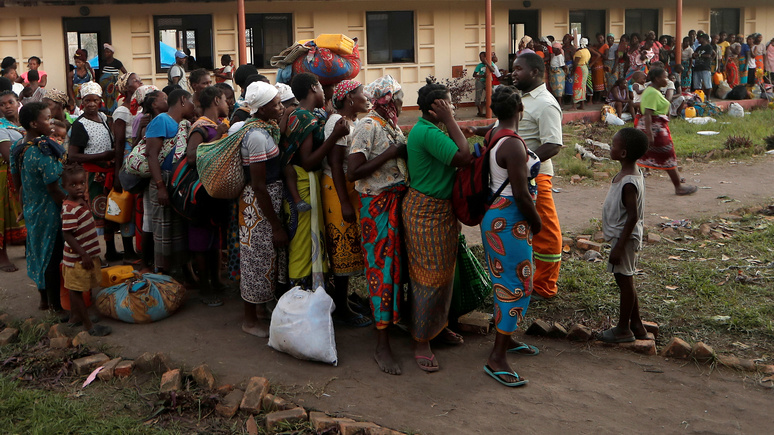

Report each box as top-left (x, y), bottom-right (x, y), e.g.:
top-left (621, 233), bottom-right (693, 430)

top-left (0, 1), bottom-right (773, 104)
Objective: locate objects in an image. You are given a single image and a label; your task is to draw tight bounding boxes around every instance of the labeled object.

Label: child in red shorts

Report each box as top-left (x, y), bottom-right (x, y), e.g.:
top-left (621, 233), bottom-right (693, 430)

top-left (61, 163), bottom-right (111, 336)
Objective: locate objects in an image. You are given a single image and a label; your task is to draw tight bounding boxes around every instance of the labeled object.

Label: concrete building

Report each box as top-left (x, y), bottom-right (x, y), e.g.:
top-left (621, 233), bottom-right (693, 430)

top-left (1, 1), bottom-right (772, 101)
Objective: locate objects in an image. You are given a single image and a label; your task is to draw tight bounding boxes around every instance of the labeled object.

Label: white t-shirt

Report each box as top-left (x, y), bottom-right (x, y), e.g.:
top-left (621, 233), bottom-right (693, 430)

top-left (321, 113), bottom-right (353, 178)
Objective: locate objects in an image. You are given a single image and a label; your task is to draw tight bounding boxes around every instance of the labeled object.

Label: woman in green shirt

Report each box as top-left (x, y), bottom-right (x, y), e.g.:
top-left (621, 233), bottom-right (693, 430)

top-left (636, 67), bottom-right (697, 195)
top-left (402, 81), bottom-right (472, 372)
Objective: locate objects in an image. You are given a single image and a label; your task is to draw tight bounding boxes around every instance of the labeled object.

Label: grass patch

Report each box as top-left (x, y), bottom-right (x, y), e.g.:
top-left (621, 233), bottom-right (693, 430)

top-left (527, 207), bottom-right (774, 358)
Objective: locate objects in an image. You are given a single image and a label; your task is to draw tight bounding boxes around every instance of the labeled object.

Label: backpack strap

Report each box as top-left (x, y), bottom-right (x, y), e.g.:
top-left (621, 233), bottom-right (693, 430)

top-left (484, 127), bottom-right (528, 205)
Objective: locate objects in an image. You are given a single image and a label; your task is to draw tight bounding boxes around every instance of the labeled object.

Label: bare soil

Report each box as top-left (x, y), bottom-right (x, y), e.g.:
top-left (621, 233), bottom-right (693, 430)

top-left (2, 157), bottom-right (773, 434)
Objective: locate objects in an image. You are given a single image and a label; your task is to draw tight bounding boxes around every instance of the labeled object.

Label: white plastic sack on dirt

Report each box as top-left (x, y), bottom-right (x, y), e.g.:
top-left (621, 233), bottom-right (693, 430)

top-left (268, 286), bottom-right (338, 365)
top-left (685, 116), bottom-right (716, 125)
top-left (605, 112), bottom-right (625, 126)
top-left (728, 102), bottom-right (744, 118)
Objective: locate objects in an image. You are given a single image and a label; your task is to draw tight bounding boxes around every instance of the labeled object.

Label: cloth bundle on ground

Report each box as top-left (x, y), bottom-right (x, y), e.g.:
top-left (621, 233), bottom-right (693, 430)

top-left (292, 39), bottom-right (361, 85)
top-left (450, 234), bottom-right (492, 318)
top-left (726, 85), bottom-right (751, 101)
top-left (268, 286), bottom-right (338, 365)
top-left (96, 273), bottom-right (186, 323)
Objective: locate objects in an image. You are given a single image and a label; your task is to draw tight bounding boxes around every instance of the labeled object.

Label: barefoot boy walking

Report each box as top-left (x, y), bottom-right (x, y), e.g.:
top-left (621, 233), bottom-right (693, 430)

top-left (598, 128), bottom-right (649, 343)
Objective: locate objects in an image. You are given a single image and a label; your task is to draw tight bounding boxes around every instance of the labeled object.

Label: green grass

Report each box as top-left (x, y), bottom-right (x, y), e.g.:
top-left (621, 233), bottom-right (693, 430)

top-left (528, 209), bottom-right (774, 357)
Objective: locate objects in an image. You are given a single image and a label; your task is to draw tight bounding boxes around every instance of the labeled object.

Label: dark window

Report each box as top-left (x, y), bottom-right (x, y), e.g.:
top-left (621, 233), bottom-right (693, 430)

top-left (366, 11), bottom-right (415, 64)
top-left (154, 15), bottom-right (213, 73)
top-left (625, 9), bottom-right (659, 37)
top-left (710, 9), bottom-right (740, 36)
top-left (569, 10), bottom-right (606, 41)
top-left (245, 14), bottom-right (293, 69)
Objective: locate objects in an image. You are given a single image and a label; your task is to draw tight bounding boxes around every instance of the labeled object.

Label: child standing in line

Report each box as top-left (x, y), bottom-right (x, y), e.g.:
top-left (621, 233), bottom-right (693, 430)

top-left (598, 128), bottom-right (649, 343)
top-left (61, 163), bottom-right (111, 336)
top-left (214, 54), bottom-right (234, 88)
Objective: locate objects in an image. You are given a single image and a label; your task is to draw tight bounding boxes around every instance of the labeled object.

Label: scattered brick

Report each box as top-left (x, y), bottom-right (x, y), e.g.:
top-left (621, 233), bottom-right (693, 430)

top-left (647, 233), bottom-right (662, 244)
top-left (21, 318), bottom-right (36, 330)
top-left (160, 369), bottom-right (182, 393)
top-left (642, 321), bottom-right (659, 339)
top-left (690, 342), bottom-right (715, 362)
top-left (576, 239), bottom-right (602, 252)
top-left (217, 384), bottom-right (235, 395)
top-left (192, 364), bottom-right (216, 390)
top-left (0, 313), bottom-right (10, 326)
top-left (592, 171), bottom-right (609, 180)
top-left (547, 322), bottom-right (568, 339)
top-left (72, 330), bottom-right (91, 347)
top-left (309, 411), bottom-right (338, 432)
top-left (620, 339), bottom-right (657, 355)
top-left (48, 324), bottom-right (69, 339)
top-left (135, 352), bottom-right (171, 373)
top-left (114, 360), bottom-right (134, 378)
top-left (525, 319), bottom-right (551, 336)
top-left (760, 365), bottom-right (774, 375)
top-left (699, 223), bottom-right (712, 235)
top-left (456, 311), bottom-right (491, 334)
top-left (240, 376), bottom-right (270, 413)
top-left (98, 358), bottom-right (122, 381)
top-left (216, 389), bottom-right (244, 418)
top-left (73, 353), bottom-right (110, 375)
top-left (570, 174), bottom-right (583, 184)
top-left (338, 421), bottom-right (379, 435)
top-left (49, 337), bottom-right (72, 349)
top-left (0, 327), bottom-right (19, 346)
top-left (593, 231), bottom-right (606, 242)
top-left (718, 356), bottom-right (756, 372)
top-left (369, 427), bottom-right (405, 435)
top-left (561, 236), bottom-right (574, 246)
top-left (265, 407), bottom-right (308, 431)
top-left (262, 393), bottom-right (292, 411)
top-left (661, 227), bottom-right (677, 237)
top-left (245, 415), bottom-right (259, 434)
top-left (566, 324), bottom-right (593, 341)
top-left (576, 234), bottom-right (592, 242)
top-left (660, 337), bottom-right (691, 359)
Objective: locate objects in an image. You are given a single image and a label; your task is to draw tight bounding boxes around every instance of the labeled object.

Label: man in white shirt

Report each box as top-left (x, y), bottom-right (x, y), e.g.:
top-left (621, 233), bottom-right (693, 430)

top-left (512, 53), bottom-right (564, 299)
top-left (167, 50), bottom-right (189, 92)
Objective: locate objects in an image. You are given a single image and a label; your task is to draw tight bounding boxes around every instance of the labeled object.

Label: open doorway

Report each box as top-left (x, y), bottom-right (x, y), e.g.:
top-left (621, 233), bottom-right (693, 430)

top-left (509, 9), bottom-right (539, 70)
top-left (63, 17), bottom-right (112, 74)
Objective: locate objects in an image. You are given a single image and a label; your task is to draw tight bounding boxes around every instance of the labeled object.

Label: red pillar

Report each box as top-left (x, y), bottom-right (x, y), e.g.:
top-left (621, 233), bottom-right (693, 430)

top-left (485, 0), bottom-right (493, 118)
top-left (238, 0), bottom-right (247, 65)
top-left (675, 0), bottom-right (683, 64)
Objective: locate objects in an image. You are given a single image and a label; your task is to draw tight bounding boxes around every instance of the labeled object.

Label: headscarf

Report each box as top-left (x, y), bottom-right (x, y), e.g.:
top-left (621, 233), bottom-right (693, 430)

top-left (74, 49), bottom-right (88, 62)
top-left (130, 84), bottom-right (159, 115)
top-left (332, 80), bottom-right (361, 104)
top-left (607, 33), bottom-right (615, 38)
top-left (364, 75), bottom-right (401, 128)
top-left (579, 38), bottom-right (589, 49)
top-left (275, 83), bottom-right (296, 102)
top-left (116, 72), bottom-right (134, 94)
top-left (103, 43), bottom-right (115, 53)
top-left (519, 35), bottom-right (533, 48)
top-left (79, 81), bottom-right (102, 98)
top-left (44, 88), bottom-right (68, 107)
top-left (245, 81), bottom-right (278, 115)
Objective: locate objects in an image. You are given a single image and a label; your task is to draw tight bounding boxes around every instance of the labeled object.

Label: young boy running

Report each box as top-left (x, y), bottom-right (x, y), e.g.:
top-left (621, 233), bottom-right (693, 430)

top-left (598, 127), bottom-right (649, 343)
top-left (61, 163), bottom-right (111, 336)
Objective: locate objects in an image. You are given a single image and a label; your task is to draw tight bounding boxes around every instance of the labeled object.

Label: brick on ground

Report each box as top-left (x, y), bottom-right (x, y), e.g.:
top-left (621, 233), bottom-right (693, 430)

top-left (338, 421), bottom-right (380, 435)
top-left (97, 358), bottom-right (122, 381)
top-left (576, 239), bottom-right (602, 252)
top-left (547, 322), bottom-right (568, 339)
top-left (216, 389), bottom-right (244, 418)
top-left (619, 339), bottom-right (657, 355)
top-left (642, 321), bottom-right (659, 338)
top-left (309, 412), bottom-right (338, 432)
top-left (240, 376), bottom-right (270, 413)
top-left (265, 407), bottom-right (307, 431)
top-left (192, 364), bottom-right (216, 390)
top-left (760, 365), bottom-right (774, 375)
top-left (566, 324), bottom-right (593, 341)
top-left (647, 233), bottom-right (662, 244)
top-left (0, 313), bottom-right (10, 326)
top-left (593, 231), bottom-right (605, 242)
top-left (456, 311), bottom-right (491, 334)
top-left (660, 337), bottom-right (691, 359)
top-left (72, 330), bottom-right (91, 347)
top-left (0, 327), bottom-right (19, 346)
top-left (49, 337), bottom-right (72, 349)
top-left (525, 319), bottom-right (551, 336)
top-left (48, 324), bottom-right (69, 339)
top-left (369, 427), bottom-right (405, 435)
top-left (73, 353), bottom-right (110, 375)
top-left (690, 342), bottom-right (714, 362)
top-left (159, 369), bottom-right (182, 393)
top-left (262, 393), bottom-right (292, 411)
top-left (114, 360), bottom-right (134, 378)
top-left (135, 352), bottom-right (172, 373)
top-left (217, 384), bottom-right (235, 395)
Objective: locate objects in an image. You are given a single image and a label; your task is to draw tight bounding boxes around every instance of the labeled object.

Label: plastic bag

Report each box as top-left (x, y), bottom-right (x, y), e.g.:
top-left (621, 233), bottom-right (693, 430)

top-left (605, 112), bottom-right (625, 126)
top-left (728, 102), bottom-right (744, 118)
top-left (716, 80), bottom-right (732, 99)
top-left (685, 116), bottom-right (717, 125)
top-left (268, 287), bottom-right (338, 365)
top-left (450, 234), bottom-right (492, 318)
top-left (620, 112), bottom-right (633, 122)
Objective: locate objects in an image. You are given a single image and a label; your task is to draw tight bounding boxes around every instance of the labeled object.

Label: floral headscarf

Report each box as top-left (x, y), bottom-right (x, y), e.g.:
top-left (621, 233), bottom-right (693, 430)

top-left (332, 80), bottom-right (361, 104)
top-left (116, 72), bottom-right (134, 94)
top-left (79, 81), bottom-right (102, 98)
top-left (44, 89), bottom-right (68, 107)
top-left (130, 84), bottom-right (159, 115)
top-left (364, 75), bottom-right (402, 127)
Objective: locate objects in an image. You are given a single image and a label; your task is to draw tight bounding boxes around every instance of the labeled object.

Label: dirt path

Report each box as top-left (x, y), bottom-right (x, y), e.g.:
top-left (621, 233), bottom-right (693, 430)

top-left (2, 158), bottom-right (773, 434)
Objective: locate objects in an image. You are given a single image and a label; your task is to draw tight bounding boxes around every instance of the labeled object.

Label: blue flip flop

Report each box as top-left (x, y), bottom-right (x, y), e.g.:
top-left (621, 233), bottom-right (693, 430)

top-left (484, 365), bottom-right (528, 387)
top-left (507, 343), bottom-right (540, 356)
top-left (333, 312), bottom-right (374, 328)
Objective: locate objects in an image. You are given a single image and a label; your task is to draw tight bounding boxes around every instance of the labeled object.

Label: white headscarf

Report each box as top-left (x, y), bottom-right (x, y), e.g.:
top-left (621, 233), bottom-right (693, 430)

top-left (275, 83), bottom-right (295, 102)
top-left (79, 81), bottom-right (102, 98)
top-left (579, 38), bottom-right (589, 48)
top-left (245, 81), bottom-right (278, 115)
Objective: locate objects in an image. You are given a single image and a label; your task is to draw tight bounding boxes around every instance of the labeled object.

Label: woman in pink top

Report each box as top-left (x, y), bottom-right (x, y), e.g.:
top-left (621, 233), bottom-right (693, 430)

top-left (20, 56), bottom-right (47, 88)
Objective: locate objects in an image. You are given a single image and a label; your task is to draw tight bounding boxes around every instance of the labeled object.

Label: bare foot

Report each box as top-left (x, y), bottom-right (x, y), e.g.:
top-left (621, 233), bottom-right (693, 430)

top-left (374, 347), bottom-right (402, 375)
top-left (675, 185), bottom-right (698, 196)
top-left (0, 262), bottom-right (18, 272)
top-left (242, 322), bottom-right (269, 338)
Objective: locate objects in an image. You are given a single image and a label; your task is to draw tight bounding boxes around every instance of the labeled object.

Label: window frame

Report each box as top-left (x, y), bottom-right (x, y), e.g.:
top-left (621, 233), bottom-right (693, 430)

top-left (153, 15), bottom-right (214, 74)
top-left (365, 10), bottom-right (416, 65)
top-left (624, 9), bottom-right (659, 38)
top-left (710, 8), bottom-right (741, 37)
top-left (245, 13), bottom-right (294, 70)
